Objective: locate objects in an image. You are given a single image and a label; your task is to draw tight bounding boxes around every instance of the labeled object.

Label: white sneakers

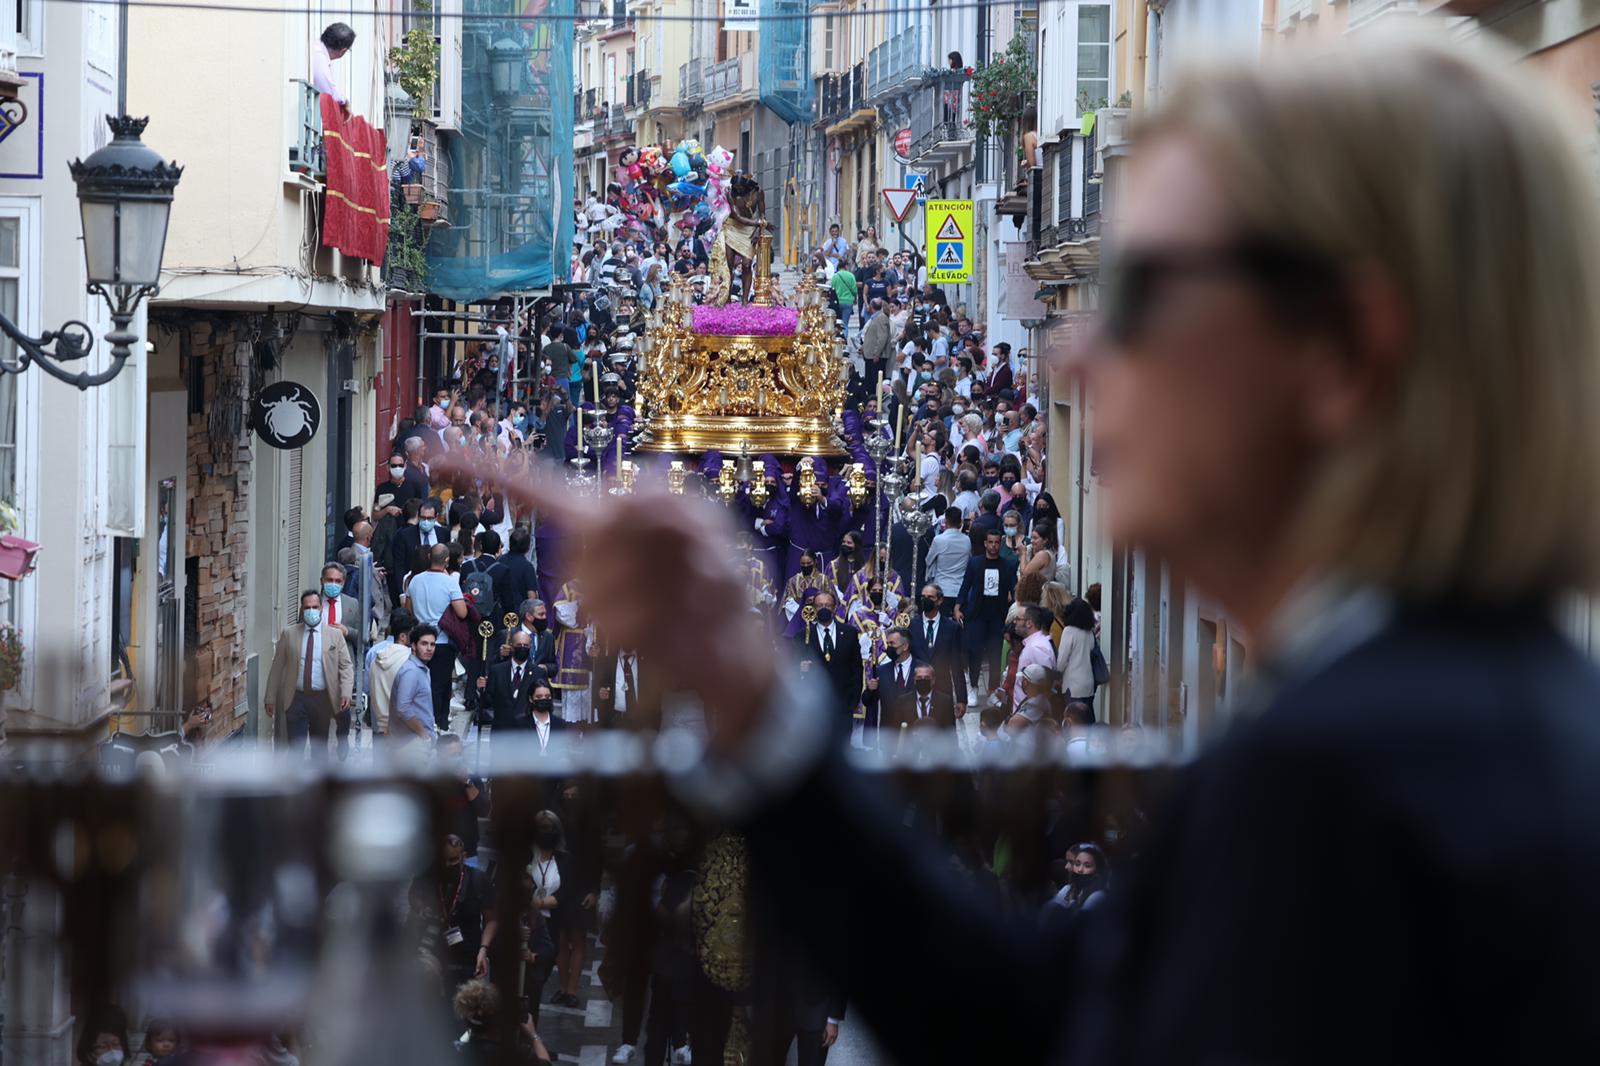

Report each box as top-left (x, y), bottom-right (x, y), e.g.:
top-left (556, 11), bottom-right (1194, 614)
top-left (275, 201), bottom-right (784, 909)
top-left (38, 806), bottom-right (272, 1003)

top-left (672, 1047), bottom-right (693, 1065)
top-left (611, 1046), bottom-right (636, 1064)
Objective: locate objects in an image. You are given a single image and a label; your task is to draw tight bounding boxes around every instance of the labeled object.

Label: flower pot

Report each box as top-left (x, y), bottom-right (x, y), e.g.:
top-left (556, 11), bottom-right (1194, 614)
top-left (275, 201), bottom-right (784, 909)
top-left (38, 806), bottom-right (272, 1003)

top-left (417, 200), bottom-right (441, 222)
top-left (402, 183), bottom-right (424, 205)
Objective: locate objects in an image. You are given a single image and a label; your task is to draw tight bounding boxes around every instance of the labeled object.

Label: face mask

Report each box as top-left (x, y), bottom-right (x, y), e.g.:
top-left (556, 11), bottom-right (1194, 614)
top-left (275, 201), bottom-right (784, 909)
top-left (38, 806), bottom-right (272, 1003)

top-left (868, 590), bottom-right (882, 605)
top-left (815, 607), bottom-right (834, 626)
top-left (419, 519), bottom-right (437, 534)
top-left (914, 678), bottom-right (934, 696)
top-left (511, 645), bottom-right (531, 662)
top-left (96, 1052), bottom-right (125, 1066)
top-left (1005, 525), bottom-right (1020, 537)
top-left (920, 596), bottom-right (938, 614)
top-left (1001, 478), bottom-right (1017, 490)
top-left (323, 581), bottom-right (343, 599)
top-left (535, 829), bottom-right (560, 850)
top-left (531, 616), bottom-right (549, 631)
top-left (800, 564), bottom-right (815, 576)
top-left (952, 405), bottom-right (964, 416)
top-left (390, 466), bottom-right (406, 478)
top-left (302, 609), bottom-right (322, 628)
top-left (532, 698), bottom-right (554, 714)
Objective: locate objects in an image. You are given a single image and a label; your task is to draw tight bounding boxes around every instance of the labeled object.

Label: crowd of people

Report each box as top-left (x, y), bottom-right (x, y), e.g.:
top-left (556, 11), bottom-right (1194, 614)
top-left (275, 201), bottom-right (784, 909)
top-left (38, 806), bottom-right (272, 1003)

top-left (217, 205), bottom-right (1122, 1066)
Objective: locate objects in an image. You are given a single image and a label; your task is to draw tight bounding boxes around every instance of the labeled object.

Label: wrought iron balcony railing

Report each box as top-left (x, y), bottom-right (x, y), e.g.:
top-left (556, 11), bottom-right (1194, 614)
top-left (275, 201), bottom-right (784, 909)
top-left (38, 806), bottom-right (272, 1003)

top-left (287, 80), bottom-right (325, 179)
top-left (868, 23), bottom-right (933, 99)
top-left (679, 58), bottom-right (705, 104)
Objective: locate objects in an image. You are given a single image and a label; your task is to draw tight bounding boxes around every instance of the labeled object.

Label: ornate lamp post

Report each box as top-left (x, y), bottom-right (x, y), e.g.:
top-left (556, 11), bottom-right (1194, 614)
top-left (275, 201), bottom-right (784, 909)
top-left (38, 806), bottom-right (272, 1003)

top-left (0, 115), bottom-right (183, 390)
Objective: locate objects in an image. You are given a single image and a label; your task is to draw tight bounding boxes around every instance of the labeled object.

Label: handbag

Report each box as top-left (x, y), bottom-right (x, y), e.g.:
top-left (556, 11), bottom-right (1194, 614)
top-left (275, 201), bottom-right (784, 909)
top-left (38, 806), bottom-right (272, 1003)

top-left (1090, 638), bottom-right (1110, 687)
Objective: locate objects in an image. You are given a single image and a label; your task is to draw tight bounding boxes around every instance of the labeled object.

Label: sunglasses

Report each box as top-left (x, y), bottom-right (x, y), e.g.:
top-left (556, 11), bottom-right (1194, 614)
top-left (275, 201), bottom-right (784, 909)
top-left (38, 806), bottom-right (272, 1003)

top-left (1100, 240), bottom-right (1343, 346)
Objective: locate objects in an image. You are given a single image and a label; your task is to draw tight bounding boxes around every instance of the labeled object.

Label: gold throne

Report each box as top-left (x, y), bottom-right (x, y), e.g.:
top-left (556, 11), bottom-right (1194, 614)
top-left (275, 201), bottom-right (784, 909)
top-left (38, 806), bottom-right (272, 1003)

top-left (633, 236), bottom-right (849, 456)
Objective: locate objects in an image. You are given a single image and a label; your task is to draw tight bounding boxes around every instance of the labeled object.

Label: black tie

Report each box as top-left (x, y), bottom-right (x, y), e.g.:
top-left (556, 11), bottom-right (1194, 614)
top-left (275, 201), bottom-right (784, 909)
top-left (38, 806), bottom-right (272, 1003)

top-left (513, 666), bottom-right (523, 689)
top-left (919, 698), bottom-right (929, 720)
top-left (925, 618), bottom-right (935, 645)
top-left (898, 662), bottom-right (907, 688)
top-left (823, 629), bottom-right (834, 657)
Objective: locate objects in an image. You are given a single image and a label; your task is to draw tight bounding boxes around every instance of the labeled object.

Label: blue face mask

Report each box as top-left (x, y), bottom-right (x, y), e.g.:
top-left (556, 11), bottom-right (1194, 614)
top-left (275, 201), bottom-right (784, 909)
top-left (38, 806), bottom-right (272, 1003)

top-left (302, 608), bottom-right (322, 628)
top-left (322, 581), bottom-right (343, 599)
top-left (419, 519), bottom-right (437, 534)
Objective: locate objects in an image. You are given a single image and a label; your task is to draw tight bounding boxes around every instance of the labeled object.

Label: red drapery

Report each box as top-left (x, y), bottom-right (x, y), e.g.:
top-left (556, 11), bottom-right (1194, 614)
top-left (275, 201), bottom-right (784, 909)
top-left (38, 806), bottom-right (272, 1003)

top-left (320, 95), bottom-right (390, 263)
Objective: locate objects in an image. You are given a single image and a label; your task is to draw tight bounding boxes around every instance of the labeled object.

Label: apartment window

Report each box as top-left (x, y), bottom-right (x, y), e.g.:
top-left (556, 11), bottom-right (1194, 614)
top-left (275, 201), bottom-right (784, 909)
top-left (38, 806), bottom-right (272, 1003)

top-left (823, 15), bottom-right (835, 70)
top-left (14, 0), bottom-right (42, 55)
top-left (0, 204), bottom-right (32, 628)
top-left (1075, 4), bottom-right (1112, 114)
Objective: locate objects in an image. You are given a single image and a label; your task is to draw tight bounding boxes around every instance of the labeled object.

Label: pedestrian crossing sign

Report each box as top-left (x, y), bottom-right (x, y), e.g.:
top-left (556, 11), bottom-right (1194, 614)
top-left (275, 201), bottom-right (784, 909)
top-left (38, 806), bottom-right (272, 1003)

top-left (925, 200), bottom-right (974, 283)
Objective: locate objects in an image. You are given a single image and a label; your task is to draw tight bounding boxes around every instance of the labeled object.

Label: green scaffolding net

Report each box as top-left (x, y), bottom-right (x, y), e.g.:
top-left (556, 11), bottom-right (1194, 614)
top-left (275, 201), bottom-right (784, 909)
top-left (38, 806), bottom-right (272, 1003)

top-left (427, 0), bottom-right (576, 300)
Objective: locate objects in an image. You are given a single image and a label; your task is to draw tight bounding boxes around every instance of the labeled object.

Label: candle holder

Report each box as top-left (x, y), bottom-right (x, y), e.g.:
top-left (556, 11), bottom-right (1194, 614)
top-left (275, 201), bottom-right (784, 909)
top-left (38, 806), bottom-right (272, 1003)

top-left (610, 459), bottom-right (637, 496)
top-left (798, 456), bottom-right (819, 506)
top-left (667, 460), bottom-right (687, 495)
top-left (846, 462), bottom-right (868, 508)
top-left (567, 454), bottom-right (595, 492)
top-left (718, 463), bottom-right (739, 506)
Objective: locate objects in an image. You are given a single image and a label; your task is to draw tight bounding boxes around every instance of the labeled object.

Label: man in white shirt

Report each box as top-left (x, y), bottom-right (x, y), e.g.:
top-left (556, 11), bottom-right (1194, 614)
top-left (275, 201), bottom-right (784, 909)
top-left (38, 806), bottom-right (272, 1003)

top-left (312, 23), bottom-right (356, 107)
top-left (924, 507), bottom-right (972, 605)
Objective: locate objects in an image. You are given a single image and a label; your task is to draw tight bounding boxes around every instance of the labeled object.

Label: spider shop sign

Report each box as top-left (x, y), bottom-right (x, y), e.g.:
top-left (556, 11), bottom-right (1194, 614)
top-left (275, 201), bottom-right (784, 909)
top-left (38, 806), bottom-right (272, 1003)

top-left (252, 381), bottom-right (322, 450)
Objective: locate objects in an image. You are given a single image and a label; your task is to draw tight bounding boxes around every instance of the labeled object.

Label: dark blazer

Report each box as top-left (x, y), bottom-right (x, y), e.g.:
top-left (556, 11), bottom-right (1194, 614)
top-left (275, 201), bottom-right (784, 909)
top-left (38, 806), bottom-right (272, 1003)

top-left (859, 655), bottom-right (919, 731)
top-left (745, 606), bottom-right (1600, 1065)
top-left (957, 553), bottom-right (1018, 617)
top-left (967, 510), bottom-right (1001, 555)
top-left (387, 524), bottom-right (445, 600)
top-left (795, 622), bottom-right (864, 719)
top-left (501, 624), bottom-right (558, 679)
top-left (884, 689), bottom-right (956, 732)
top-left (909, 612), bottom-right (969, 704)
top-left (483, 658), bottom-right (542, 729)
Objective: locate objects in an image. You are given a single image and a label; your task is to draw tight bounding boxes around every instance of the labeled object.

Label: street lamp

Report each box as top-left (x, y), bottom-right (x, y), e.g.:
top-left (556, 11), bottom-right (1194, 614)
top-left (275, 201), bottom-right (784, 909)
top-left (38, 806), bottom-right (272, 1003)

top-left (489, 37), bottom-right (523, 98)
top-left (0, 115), bottom-right (182, 390)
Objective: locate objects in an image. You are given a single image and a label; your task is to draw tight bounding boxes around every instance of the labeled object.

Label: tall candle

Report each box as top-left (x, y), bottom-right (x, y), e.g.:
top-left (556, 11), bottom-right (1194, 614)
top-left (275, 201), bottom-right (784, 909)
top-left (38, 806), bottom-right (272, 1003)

top-left (591, 359), bottom-right (601, 404)
top-left (894, 401), bottom-right (903, 451)
top-left (616, 434), bottom-right (623, 471)
top-left (576, 402), bottom-right (583, 454)
top-left (874, 370), bottom-right (884, 419)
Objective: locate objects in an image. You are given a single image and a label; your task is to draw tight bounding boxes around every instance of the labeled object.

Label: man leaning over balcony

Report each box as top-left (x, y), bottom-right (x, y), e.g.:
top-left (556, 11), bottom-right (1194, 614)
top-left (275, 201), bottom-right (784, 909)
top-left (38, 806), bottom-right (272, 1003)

top-left (313, 23), bottom-right (356, 109)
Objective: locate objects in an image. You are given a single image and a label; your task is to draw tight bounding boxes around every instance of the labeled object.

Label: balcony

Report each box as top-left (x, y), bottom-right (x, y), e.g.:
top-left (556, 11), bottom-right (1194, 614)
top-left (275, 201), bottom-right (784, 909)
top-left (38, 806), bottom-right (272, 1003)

top-left (287, 80), bottom-right (325, 181)
top-left (704, 53), bottom-right (756, 109)
top-left (820, 62), bottom-right (872, 136)
top-left (868, 24), bottom-right (934, 100)
top-left (0, 17), bottom-right (22, 100)
top-left (679, 58), bottom-right (704, 106)
top-left (907, 72), bottom-right (974, 169)
top-left (597, 103), bottom-right (632, 140)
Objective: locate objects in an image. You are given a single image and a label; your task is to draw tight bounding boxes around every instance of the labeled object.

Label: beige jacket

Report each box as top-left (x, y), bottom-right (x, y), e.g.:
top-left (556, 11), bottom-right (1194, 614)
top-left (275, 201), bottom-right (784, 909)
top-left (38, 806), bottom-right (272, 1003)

top-left (263, 621), bottom-right (355, 742)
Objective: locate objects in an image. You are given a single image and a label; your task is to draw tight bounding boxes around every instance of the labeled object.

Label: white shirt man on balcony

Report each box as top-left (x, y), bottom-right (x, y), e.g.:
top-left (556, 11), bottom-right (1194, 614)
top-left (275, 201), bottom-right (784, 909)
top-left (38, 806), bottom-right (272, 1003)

top-left (313, 23), bottom-right (356, 108)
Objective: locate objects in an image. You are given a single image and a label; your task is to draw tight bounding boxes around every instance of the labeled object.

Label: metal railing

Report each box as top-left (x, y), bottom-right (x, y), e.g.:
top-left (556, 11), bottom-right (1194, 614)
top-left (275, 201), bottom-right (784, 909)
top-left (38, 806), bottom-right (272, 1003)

top-left (816, 61), bottom-right (867, 125)
top-left (288, 80), bottom-right (325, 178)
top-left (908, 72), bottom-right (973, 161)
top-left (703, 54), bottom-right (748, 104)
top-left (868, 23), bottom-right (932, 99)
top-left (679, 57), bottom-right (705, 104)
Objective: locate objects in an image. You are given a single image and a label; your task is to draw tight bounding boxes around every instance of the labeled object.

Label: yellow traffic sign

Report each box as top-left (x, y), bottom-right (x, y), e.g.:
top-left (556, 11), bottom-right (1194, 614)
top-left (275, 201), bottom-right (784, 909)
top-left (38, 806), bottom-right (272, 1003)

top-left (925, 199), bottom-right (974, 284)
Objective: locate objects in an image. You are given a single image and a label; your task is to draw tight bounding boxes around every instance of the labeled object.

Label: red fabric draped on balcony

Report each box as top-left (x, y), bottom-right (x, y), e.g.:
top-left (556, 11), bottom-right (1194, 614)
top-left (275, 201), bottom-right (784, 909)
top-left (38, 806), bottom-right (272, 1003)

top-left (319, 95), bottom-right (390, 262)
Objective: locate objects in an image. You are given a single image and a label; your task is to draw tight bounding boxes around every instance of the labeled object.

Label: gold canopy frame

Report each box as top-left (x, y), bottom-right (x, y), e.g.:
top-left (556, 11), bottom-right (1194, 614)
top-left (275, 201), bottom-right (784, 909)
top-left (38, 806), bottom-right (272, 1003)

top-left (633, 242), bottom-right (850, 456)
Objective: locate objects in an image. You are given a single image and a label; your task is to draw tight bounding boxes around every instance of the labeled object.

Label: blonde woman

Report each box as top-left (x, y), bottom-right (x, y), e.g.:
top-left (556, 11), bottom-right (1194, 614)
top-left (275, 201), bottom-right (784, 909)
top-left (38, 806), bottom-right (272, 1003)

top-left (489, 31), bottom-right (1600, 1063)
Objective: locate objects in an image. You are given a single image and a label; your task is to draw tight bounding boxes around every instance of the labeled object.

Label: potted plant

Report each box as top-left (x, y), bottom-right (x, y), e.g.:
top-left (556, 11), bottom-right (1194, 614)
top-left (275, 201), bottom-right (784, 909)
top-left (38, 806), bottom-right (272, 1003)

top-left (388, 0), bottom-right (442, 108)
top-left (402, 182), bottom-right (425, 205)
top-left (387, 204), bottom-right (430, 292)
top-left (418, 199), bottom-right (441, 222)
top-left (968, 35), bottom-right (1035, 140)
top-left (0, 624), bottom-right (23, 695)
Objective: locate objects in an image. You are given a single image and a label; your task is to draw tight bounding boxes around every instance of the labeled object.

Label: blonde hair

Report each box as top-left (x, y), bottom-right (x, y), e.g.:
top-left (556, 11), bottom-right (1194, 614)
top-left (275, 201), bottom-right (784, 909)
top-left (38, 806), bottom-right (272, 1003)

top-left (1144, 30), bottom-right (1600, 604)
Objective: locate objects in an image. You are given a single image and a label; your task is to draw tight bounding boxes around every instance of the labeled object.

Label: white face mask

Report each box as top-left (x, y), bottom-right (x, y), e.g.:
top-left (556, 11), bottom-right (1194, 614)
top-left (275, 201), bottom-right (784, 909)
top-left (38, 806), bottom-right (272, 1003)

top-left (96, 1052), bottom-right (125, 1066)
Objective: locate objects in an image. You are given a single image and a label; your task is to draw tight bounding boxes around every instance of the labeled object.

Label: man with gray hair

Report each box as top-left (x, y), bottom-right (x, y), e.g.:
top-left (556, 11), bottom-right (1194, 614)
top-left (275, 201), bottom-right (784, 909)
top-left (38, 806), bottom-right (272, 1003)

top-left (499, 596), bottom-right (558, 689)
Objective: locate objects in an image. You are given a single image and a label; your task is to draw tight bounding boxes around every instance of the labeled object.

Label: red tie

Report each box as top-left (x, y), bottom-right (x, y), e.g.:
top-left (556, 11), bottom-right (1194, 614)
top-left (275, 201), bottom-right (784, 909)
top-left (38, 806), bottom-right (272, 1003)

top-left (301, 628), bottom-right (315, 692)
top-left (327, 598), bottom-right (337, 626)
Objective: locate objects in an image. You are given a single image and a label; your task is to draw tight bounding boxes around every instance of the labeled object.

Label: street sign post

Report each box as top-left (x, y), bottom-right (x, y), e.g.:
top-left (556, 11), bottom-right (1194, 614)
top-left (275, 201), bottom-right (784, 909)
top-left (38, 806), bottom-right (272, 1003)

top-left (882, 188), bottom-right (918, 223)
top-left (906, 173), bottom-right (929, 204)
top-left (925, 199), bottom-right (974, 284)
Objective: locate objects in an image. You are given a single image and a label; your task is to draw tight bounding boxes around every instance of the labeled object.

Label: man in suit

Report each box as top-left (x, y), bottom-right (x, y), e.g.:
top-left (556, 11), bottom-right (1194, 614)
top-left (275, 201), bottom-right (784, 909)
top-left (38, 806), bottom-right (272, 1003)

top-left (478, 628), bottom-right (541, 730)
top-left (264, 589), bottom-right (355, 759)
top-left (859, 627), bottom-right (918, 750)
top-left (888, 662), bottom-right (957, 733)
top-left (860, 298), bottom-right (891, 378)
top-left (967, 491), bottom-right (1002, 556)
top-left (908, 584), bottom-right (969, 715)
top-left (387, 498), bottom-right (445, 601)
top-left (794, 590), bottom-right (863, 724)
top-left (318, 561), bottom-right (365, 757)
top-left (500, 597), bottom-right (559, 687)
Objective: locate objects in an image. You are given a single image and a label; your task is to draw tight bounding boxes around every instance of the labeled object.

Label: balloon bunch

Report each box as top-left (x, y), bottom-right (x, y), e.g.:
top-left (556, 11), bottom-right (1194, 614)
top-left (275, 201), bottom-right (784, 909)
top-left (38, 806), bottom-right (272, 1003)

top-left (610, 137), bottom-right (738, 249)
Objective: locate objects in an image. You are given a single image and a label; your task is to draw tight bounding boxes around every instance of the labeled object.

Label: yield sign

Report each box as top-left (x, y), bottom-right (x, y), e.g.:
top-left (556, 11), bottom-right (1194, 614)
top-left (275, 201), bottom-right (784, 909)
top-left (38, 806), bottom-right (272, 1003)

top-left (935, 213), bottom-right (965, 241)
top-left (882, 188), bottom-right (918, 222)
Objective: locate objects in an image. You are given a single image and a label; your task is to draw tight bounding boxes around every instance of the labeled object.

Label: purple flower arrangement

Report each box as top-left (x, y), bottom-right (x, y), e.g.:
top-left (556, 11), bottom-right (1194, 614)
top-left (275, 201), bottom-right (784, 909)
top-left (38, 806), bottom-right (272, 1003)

top-left (692, 304), bottom-right (799, 336)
